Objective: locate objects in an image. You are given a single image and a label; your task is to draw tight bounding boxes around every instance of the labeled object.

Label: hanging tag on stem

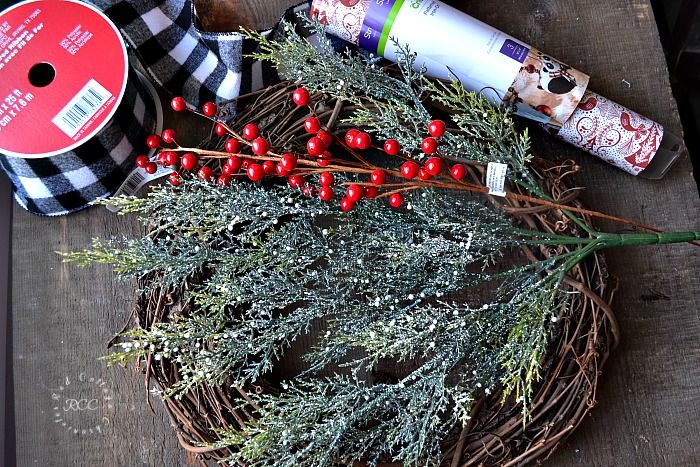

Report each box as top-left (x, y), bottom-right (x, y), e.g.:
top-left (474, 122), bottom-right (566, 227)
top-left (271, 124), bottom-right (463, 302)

top-left (486, 162), bottom-right (508, 197)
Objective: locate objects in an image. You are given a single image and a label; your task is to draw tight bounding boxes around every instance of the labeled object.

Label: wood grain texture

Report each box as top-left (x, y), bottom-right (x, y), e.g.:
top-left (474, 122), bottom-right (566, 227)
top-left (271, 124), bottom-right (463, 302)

top-left (1, 164), bottom-right (14, 466)
top-left (11, 211), bottom-right (189, 466)
top-left (9, 1), bottom-right (700, 466)
top-left (193, 0), bottom-right (301, 32)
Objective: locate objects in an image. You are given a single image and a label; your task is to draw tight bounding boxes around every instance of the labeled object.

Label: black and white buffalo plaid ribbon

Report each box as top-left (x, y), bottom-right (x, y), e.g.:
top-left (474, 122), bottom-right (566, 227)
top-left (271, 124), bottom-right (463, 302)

top-left (0, 66), bottom-right (158, 216)
top-left (0, 0), bottom-right (311, 216)
top-left (99, 0), bottom-right (312, 108)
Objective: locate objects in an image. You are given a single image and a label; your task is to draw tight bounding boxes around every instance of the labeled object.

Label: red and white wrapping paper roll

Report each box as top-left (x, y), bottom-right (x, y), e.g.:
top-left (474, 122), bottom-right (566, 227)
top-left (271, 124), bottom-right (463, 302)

top-left (311, 0), bottom-right (683, 178)
top-left (310, 0), bottom-right (589, 128)
top-left (545, 91), bottom-right (665, 176)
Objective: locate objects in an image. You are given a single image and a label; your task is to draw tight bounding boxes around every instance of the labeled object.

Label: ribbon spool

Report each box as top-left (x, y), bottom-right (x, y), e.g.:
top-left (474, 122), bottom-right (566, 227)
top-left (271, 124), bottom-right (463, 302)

top-left (0, 0), bottom-right (161, 216)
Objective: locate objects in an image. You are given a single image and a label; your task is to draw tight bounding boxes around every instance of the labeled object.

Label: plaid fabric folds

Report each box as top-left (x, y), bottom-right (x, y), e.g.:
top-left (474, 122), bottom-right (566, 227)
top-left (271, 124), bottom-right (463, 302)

top-left (99, 0), bottom-right (310, 108)
top-left (0, 0), bottom-right (310, 216)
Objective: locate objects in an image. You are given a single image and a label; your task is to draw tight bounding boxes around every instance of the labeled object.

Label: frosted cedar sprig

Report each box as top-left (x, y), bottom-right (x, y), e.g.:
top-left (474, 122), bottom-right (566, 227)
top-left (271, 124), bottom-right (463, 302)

top-left (70, 176), bottom-right (700, 467)
top-left (243, 15), bottom-right (533, 170)
top-left (64, 17), bottom-right (700, 467)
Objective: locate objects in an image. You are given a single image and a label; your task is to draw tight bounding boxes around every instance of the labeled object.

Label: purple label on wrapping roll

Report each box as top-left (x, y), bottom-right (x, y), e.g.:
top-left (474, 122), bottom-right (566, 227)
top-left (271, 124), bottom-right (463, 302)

top-left (500, 39), bottom-right (529, 63)
top-left (358, 0), bottom-right (399, 53)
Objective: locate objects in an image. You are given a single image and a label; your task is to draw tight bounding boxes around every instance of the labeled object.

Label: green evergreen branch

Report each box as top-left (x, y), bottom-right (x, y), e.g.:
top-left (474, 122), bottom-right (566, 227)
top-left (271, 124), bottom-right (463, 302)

top-left (63, 15), bottom-right (700, 467)
top-left (72, 148), bottom-right (700, 467)
top-left (242, 16), bottom-right (532, 172)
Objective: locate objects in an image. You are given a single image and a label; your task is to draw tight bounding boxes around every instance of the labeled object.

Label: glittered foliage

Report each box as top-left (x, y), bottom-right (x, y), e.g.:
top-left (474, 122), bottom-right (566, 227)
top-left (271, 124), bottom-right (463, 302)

top-left (65, 178), bottom-right (586, 465)
top-left (61, 15), bottom-right (700, 467)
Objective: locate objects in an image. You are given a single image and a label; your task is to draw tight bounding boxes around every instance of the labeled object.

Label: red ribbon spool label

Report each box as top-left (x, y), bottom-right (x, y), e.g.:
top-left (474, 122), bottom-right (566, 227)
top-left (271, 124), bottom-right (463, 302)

top-left (0, 0), bottom-right (127, 158)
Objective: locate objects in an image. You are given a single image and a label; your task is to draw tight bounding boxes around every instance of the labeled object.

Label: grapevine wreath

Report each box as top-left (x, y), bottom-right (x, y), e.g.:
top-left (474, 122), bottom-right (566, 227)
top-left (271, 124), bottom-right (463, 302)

top-left (65, 17), bottom-right (699, 466)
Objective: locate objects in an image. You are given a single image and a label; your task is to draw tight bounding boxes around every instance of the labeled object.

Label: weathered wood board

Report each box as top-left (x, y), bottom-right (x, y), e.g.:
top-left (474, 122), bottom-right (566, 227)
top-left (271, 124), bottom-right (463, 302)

top-left (6, 1), bottom-right (699, 466)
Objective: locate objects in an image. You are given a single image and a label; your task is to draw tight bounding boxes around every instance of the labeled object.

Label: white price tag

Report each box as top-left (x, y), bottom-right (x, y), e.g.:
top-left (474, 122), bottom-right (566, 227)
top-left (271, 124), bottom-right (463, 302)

top-left (105, 164), bottom-right (171, 212)
top-left (486, 162), bottom-right (508, 197)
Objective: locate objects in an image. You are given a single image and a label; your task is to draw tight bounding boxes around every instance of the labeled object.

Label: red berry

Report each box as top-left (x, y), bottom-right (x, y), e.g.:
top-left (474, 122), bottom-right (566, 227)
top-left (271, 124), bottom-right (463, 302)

top-left (400, 161), bottom-right (420, 179)
top-left (340, 197), bottom-right (355, 211)
top-left (302, 185), bottom-right (317, 198)
top-left (317, 130), bottom-right (333, 148)
top-left (164, 151), bottom-right (180, 166)
top-left (318, 172), bottom-right (334, 187)
top-left (280, 153), bottom-right (298, 171)
top-left (135, 155), bottom-right (150, 168)
top-left (198, 166), bottom-right (214, 181)
top-left (389, 193), bottom-right (404, 208)
top-left (304, 117), bottom-right (321, 134)
top-left (215, 123), bottom-right (228, 136)
top-left (318, 186), bottom-right (334, 201)
top-left (144, 161), bottom-right (158, 174)
top-left (157, 151), bottom-right (169, 166)
top-left (161, 128), bottom-right (177, 144)
top-left (424, 157), bottom-right (444, 176)
top-left (344, 129), bottom-right (360, 147)
top-left (225, 138), bottom-right (241, 153)
top-left (317, 151), bottom-right (332, 167)
top-left (171, 96), bottom-right (187, 112)
top-left (276, 163), bottom-right (291, 176)
top-left (428, 119), bottom-right (446, 137)
top-left (222, 164), bottom-right (237, 176)
top-left (251, 137), bottom-right (270, 156)
top-left (225, 155), bottom-right (242, 171)
top-left (202, 102), bottom-right (217, 116)
top-left (217, 174), bottom-right (232, 186)
top-left (307, 137), bottom-right (326, 156)
top-left (241, 158), bottom-right (254, 170)
top-left (169, 172), bottom-right (182, 186)
top-left (288, 175), bottom-right (305, 188)
top-left (370, 169), bottom-right (386, 185)
top-left (262, 160), bottom-right (276, 175)
top-left (146, 134), bottom-right (161, 149)
top-left (418, 168), bottom-right (433, 180)
top-left (247, 163), bottom-right (265, 182)
top-left (421, 137), bottom-right (438, 154)
top-left (353, 132), bottom-right (372, 150)
top-left (242, 123), bottom-right (260, 140)
top-left (346, 184), bottom-right (365, 202)
top-left (451, 163), bottom-right (467, 180)
top-left (292, 88), bottom-right (311, 106)
top-left (383, 139), bottom-right (401, 155)
top-left (365, 186), bottom-right (379, 198)
top-left (180, 152), bottom-right (199, 171)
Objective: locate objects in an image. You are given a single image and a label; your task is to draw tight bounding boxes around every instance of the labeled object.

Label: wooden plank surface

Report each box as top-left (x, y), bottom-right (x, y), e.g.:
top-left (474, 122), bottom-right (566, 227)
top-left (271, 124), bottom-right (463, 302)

top-left (1, 162), bottom-right (14, 466)
top-left (10, 204), bottom-right (187, 465)
top-left (7, 1), bottom-right (700, 466)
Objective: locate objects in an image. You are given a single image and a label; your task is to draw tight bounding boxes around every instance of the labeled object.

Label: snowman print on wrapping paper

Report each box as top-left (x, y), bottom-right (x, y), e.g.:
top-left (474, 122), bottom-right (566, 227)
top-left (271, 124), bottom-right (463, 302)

top-left (536, 52), bottom-right (578, 95)
top-left (505, 48), bottom-right (588, 128)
